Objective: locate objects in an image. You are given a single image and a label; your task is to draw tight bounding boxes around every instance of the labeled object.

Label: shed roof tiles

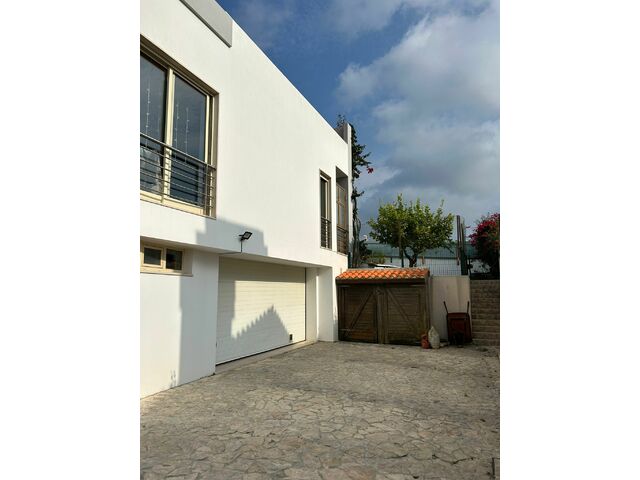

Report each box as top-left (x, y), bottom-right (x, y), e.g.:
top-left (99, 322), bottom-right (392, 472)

top-left (335, 268), bottom-right (429, 283)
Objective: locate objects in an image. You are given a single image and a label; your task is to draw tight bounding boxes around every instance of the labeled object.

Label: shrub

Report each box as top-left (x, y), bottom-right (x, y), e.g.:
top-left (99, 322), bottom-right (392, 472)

top-left (470, 213), bottom-right (500, 278)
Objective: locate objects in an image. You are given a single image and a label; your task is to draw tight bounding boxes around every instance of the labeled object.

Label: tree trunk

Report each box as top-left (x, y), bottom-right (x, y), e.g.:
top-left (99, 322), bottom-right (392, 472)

top-left (402, 248), bottom-right (418, 267)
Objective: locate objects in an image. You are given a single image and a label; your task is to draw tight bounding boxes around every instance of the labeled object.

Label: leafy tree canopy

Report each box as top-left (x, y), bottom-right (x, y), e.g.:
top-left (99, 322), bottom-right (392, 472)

top-left (368, 195), bottom-right (454, 267)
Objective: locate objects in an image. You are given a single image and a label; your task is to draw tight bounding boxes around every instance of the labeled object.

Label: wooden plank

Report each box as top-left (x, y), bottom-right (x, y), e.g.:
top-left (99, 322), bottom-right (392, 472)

top-left (339, 285), bottom-right (377, 343)
top-left (346, 287), bottom-right (374, 332)
top-left (376, 286), bottom-right (386, 344)
top-left (385, 285), bottom-right (426, 345)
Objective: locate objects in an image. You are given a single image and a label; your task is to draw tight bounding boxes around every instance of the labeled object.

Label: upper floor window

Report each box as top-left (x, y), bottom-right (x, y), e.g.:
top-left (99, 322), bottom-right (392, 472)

top-left (336, 183), bottom-right (348, 254)
top-left (320, 174), bottom-right (331, 249)
top-left (140, 49), bottom-right (216, 216)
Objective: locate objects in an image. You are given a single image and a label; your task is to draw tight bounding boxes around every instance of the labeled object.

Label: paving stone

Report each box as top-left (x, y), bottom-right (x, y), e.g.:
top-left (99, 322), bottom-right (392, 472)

top-left (319, 467), bottom-right (353, 480)
top-left (284, 467), bottom-right (323, 479)
top-left (141, 342), bottom-right (499, 479)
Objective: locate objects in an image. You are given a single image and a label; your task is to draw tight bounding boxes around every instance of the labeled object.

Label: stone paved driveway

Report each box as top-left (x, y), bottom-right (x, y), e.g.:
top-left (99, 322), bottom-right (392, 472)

top-left (141, 342), bottom-right (499, 479)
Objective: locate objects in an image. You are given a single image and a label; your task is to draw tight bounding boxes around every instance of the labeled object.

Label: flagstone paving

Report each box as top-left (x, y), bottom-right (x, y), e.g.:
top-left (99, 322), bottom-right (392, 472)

top-left (141, 342), bottom-right (499, 479)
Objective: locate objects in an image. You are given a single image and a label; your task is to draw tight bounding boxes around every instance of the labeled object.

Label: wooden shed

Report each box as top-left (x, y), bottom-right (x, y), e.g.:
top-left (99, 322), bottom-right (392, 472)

top-left (336, 268), bottom-right (430, 346)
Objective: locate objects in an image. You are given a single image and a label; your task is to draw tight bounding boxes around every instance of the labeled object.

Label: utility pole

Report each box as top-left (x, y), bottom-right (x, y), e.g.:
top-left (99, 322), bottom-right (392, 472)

top-left (399, 222), bottom-right (404, 267)
top-left (456, 215), bottom-right (468, 275)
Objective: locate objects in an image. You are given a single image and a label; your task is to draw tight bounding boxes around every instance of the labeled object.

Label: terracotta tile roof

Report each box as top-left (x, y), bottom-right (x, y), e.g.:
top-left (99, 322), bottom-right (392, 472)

top-left (336, 268), bottom-right (429, 283)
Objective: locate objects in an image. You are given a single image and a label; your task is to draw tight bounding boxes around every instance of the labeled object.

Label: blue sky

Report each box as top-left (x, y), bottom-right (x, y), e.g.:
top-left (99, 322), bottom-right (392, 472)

top-left (217, 0), bottom-right (499, 235)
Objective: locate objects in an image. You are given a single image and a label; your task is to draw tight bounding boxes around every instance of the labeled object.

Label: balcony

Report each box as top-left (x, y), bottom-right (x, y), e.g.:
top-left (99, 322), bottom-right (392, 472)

top-left (321, 217), bottom-right (331, 249)
top-left (337, 226), bottom-right (348, 255)
top-left (140, 133), bottom-right (215, 216)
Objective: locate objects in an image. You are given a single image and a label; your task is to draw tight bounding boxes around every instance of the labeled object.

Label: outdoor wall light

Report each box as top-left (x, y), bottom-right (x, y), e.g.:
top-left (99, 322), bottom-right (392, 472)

top-left (238, 231), bottom-right (253, 252)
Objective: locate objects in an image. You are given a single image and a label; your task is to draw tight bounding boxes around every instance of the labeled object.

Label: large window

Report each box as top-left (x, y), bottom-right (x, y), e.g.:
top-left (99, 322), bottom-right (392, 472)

top-left (320, 174), bottom-right (331, 248)
top-left (140, 49), bottom-right (216, 216)
top-left (140, 56), bottom-right (166, 194)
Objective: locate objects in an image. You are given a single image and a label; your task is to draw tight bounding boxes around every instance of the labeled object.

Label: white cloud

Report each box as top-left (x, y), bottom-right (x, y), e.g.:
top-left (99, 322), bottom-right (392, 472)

top-left (355, 163), bottom-right (401, 196)
top-left (338, 8), bottom-right (499, 117)
top-left (337, 1), bottom-right (500, 232)
top-left (336, 63), bottom-right (378, 102)
top-left (327, 0), bottom-right (491, 38)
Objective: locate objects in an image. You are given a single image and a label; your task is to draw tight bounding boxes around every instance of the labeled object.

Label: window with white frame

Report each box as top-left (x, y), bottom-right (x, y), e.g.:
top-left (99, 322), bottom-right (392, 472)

top-left (140, 47), bottom-right (216, 216)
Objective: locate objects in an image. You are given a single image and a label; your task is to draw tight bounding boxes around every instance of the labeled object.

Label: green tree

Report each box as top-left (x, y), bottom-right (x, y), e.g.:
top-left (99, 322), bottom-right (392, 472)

top-left (368, 195), bottom-right (454, 267)
top-left (336, 115), bottom-right (373, 267)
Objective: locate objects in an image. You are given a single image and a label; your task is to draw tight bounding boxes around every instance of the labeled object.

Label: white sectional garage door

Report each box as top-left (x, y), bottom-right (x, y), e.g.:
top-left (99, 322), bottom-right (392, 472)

top-left (216, 258), bottom-right (306, 364)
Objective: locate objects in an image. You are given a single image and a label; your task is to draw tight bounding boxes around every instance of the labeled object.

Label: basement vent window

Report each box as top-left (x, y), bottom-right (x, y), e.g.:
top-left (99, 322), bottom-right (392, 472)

top-left (143, 247), bottom-right (162, 266)
top-left (165, 249), bottom-right (183, 270)
top-left (141, 244), bottom-right (188, 274)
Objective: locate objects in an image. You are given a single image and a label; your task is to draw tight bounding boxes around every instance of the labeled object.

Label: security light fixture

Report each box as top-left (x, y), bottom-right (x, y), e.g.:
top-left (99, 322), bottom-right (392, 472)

top-left (238, 231), bottom-right (253, 252)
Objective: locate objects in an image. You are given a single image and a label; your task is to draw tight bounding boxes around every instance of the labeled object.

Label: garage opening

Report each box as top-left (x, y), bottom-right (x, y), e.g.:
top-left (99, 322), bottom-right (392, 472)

top-left (336, 268), bottom-right (429, 346)
top-left (216, 258), bottom-right (306, 364)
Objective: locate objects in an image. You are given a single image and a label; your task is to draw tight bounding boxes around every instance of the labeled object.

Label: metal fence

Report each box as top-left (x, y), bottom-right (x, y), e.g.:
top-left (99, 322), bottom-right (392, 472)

top-left (364, 242), bottom-right (492, 277)
top-left (337, 226), bottom-right (348, 254)
top-left (140, 133), bottom-right (215, 215)
top-left (320, 218), bottom-right (331, 249)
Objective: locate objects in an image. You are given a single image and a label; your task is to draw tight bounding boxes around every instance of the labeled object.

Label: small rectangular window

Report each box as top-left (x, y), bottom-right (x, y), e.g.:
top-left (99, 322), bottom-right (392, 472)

top-left (165, 249), bottom-right (183, 271)
top-left (141, 244), bottom-right (186, 273)
top-left (143, 247), bottom-right (162, 266)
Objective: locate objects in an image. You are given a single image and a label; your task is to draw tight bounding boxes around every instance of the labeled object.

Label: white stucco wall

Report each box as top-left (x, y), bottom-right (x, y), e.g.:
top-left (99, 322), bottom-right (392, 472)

top-left (305, 268), bottom-right (319, 343)
top-left (140, 0), bottom-right (350, 396)
top-left (317, 266), bottom-right (341, 341)
top-left (140, 251), bottom-right (219, 398)
top-left (140, 0), bottom-right (349, 270)
top-left (429, 276), bottom-right (471, 341)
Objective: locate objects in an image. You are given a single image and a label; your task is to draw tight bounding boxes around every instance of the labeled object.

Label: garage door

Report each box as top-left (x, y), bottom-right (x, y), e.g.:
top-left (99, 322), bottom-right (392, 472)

top-left (216, 258), bottom-right (306, 364)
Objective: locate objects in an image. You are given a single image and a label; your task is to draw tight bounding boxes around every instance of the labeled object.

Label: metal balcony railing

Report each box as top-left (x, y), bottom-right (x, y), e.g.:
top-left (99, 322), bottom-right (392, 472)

top-left (140, 133), bottom-right (215, 215)
top-left (321, 217), bottom-right (332, 249)
top-left (337, 225), bottom-right (348, 254)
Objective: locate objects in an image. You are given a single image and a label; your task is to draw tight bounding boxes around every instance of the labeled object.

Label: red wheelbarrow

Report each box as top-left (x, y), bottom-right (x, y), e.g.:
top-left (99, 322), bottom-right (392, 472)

top-left (444, 301), bottom-right (472, 347)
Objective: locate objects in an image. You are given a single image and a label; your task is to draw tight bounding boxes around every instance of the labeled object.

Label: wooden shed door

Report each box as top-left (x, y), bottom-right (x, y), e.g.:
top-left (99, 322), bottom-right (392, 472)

top-left (338, 285), bottom-right (378, 343)
top-left (338, 284), bottom-right (427, 345)
top-left (384, 285), bottom-right (427, 345)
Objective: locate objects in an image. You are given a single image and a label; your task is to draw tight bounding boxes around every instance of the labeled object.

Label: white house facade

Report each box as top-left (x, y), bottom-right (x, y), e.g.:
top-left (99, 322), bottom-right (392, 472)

top-left (140, 0), bottom-right (352, 397)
